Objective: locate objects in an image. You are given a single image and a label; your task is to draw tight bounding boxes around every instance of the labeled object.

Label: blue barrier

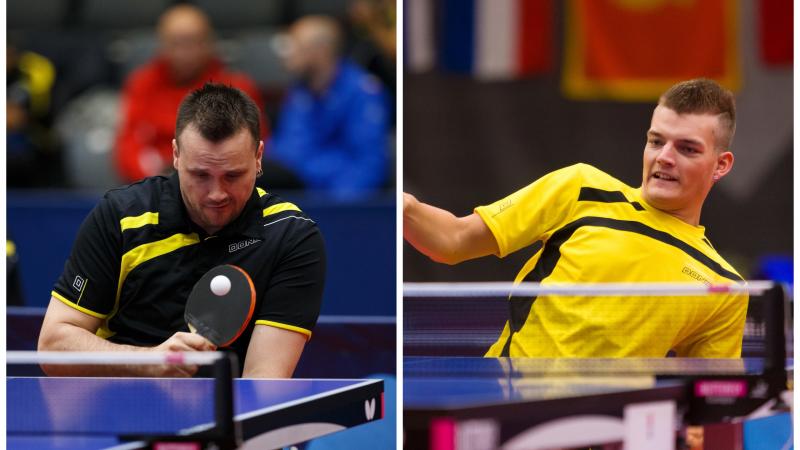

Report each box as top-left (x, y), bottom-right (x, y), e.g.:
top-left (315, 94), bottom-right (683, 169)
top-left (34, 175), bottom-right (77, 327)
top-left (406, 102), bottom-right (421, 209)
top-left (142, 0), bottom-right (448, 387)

top-left (7, 190), bottom-right (396, 316)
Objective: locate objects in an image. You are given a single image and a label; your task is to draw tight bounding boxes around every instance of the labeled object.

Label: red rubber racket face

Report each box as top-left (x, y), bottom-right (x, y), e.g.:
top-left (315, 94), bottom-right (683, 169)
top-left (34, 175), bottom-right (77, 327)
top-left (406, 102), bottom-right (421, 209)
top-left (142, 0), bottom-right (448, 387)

top-left (185, 264), bottom-right (256, 347)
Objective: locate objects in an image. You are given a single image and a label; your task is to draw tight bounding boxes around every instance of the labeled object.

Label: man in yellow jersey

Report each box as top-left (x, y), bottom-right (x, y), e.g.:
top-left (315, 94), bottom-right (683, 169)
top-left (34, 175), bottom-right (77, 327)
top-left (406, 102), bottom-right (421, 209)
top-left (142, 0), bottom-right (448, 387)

top-left (404, 79), bottom-right (746, 358)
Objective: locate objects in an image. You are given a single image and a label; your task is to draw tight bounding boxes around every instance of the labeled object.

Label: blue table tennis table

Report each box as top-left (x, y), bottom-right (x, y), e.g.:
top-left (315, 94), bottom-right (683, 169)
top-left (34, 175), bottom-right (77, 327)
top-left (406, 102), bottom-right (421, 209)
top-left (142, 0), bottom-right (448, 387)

top-left (404, 356), bottom-right (791, 449)
top-left (8, 376), bottom-right (384, 450)
top-left (403, 284), bottom-right (792, 449)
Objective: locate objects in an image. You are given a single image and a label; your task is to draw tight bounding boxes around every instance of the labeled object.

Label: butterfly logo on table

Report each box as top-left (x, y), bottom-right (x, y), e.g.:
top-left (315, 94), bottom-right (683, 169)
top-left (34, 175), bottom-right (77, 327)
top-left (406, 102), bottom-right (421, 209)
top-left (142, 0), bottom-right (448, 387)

top-left (364, 398), bottom-right (376, 420)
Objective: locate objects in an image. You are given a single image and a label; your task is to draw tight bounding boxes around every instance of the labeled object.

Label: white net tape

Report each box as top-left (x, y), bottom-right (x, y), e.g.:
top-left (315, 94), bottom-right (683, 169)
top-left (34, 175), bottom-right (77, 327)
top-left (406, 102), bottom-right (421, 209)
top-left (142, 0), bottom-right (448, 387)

top-left (6, 351), bottom-right (224, 366)
top-left (403, 281), bottom-right (774, 298)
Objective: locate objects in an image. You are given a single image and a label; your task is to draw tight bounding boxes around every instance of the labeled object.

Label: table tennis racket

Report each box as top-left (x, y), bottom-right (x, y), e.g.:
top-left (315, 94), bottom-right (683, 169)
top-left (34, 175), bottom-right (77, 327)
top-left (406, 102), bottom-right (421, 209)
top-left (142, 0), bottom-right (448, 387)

top-left (185, 264), bottom-right (256, 347)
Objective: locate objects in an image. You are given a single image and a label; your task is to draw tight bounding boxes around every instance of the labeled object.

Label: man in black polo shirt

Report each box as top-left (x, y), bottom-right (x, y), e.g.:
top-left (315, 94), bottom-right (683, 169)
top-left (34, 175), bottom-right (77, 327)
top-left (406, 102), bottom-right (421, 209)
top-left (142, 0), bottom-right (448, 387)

top-left (38, 83), bottom-right (326, 378)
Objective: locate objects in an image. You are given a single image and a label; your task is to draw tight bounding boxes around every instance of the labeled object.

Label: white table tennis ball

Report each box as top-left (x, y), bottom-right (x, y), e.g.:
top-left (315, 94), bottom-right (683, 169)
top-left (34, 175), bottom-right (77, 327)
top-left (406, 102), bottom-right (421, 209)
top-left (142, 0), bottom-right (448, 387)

top-left (210, 275), bottom-right (231, 296)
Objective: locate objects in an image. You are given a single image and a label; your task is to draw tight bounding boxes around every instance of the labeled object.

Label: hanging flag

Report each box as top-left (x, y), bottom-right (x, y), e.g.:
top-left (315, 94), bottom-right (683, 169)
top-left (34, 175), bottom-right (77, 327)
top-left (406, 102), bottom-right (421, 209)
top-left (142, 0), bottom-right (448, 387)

top-left (758, 0), bottom-right (792, 66)
top-left (438, 0), bottom-right (553, 80)
top-left (562, 0), bottom-right (741, 101)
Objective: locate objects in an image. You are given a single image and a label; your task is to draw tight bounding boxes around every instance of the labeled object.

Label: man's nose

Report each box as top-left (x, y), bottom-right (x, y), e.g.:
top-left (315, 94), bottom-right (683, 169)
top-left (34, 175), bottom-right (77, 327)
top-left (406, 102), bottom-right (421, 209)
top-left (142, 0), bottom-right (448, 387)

top-left (655, 143), bottom-right (677, 166)
top-left (207, 180), bottom-right (228, 202)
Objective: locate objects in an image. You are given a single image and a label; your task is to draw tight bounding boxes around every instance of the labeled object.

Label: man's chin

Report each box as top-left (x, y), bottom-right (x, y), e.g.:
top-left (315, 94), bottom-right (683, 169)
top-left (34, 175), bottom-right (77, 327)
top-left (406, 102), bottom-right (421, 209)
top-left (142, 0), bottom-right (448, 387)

top-left (643, 189), bottom-right (682, 210)
top-left (200, 214), bottom-right (232, 232)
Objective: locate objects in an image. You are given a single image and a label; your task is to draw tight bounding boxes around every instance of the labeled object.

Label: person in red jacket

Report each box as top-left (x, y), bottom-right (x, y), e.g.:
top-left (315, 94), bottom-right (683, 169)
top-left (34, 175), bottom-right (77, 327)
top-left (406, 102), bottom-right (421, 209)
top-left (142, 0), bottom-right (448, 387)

top-left (115, 4), bottom-right (267, 182)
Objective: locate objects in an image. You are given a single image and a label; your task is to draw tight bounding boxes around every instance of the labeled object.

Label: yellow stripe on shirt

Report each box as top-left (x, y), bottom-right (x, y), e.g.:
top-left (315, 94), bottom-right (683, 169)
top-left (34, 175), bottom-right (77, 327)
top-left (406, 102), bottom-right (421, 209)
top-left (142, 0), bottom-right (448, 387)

top-left (262, 202), bottom-right (301, 217)
top-left (52, 291), bottom-right (108, 319)
top-left (255, 320), bottom-right (312, 340)
top-left (96, 232), bottom-right (200, 339)
top-left (120, 212), bottom-right (159, 231)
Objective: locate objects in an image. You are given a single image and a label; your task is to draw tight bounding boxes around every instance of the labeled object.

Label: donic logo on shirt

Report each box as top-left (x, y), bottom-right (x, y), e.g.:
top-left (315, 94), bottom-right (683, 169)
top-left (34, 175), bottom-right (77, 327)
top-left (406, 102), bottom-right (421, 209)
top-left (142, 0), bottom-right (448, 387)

top-left (229, 239), bottom-right (261, 253)
top-left (682, 266), bottom-right (711, 286)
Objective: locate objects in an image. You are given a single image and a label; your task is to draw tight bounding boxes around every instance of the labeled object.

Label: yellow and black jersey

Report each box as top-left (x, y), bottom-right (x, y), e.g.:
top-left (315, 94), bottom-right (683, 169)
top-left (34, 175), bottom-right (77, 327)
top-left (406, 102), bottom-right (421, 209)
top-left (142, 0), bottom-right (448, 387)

top-left (52, 173), bottom-right (326, 365)
top-left (475, 164), bottom-right (746, 358)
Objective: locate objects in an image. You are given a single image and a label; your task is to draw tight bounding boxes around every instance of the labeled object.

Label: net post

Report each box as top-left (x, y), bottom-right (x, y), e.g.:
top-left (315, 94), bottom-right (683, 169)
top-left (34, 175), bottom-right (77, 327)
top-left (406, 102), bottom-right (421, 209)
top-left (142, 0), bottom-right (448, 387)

top-left (762, 284), bottom-right (787, 393)
top-left (213, 351), bottom-right (240, 449)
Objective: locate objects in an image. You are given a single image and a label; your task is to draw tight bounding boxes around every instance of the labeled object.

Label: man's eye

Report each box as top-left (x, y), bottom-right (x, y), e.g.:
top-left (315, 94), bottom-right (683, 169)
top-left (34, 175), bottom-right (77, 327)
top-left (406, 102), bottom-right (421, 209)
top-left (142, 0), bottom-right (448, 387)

top-left (648, 139), bottom-right (663, 146)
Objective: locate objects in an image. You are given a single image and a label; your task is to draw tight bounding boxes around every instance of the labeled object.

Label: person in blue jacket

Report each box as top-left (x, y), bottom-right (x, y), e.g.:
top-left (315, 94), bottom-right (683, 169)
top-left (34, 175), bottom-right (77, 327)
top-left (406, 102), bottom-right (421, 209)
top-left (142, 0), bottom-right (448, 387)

top-left (266, 15), bottom-right (389, 199)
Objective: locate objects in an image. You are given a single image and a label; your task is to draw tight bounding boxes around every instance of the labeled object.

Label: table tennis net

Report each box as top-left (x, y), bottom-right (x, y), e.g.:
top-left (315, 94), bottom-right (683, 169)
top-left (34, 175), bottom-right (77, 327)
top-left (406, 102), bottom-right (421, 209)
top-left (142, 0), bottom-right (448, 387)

top-left (404, 289), bottom-right (793, 358)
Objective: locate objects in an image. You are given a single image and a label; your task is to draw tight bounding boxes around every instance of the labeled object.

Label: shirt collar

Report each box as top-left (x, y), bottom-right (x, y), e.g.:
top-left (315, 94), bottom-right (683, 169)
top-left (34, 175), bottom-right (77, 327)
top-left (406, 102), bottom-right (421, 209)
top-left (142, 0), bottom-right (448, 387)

top-left (159, 172), bottom-right (263, 239)
top-left (632, 187), bottom-right (706, 236)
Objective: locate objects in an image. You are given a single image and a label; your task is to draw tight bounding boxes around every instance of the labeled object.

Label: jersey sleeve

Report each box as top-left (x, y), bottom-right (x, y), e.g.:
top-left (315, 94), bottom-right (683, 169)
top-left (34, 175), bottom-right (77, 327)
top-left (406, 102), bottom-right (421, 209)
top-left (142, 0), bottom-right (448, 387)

top-left (254, 225), bottom-right (326, 340)
top-left (474, 164), bottom-right (585, 257)
top-left (52, 196), bottom-right (122, 318)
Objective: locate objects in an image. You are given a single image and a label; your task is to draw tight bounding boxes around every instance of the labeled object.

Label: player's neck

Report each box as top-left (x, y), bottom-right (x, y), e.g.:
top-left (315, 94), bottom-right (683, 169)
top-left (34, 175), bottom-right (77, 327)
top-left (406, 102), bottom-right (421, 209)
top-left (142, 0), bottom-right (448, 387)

top-left (661, 206), bottom-right (702, 227)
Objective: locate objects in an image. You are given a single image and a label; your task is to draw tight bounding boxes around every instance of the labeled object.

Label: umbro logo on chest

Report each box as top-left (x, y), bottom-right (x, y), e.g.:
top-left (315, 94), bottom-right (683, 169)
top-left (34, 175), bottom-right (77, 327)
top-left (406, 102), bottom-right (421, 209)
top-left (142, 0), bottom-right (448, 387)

top-left (228, 239), bottom-right (261, 253)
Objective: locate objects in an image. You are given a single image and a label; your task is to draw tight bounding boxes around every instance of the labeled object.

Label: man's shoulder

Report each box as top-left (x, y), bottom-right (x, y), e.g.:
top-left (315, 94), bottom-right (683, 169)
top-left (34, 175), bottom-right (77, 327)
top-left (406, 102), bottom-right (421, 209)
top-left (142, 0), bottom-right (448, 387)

top-left (695, 238), bottom-right (745, 282)
top-left (249, 190), bottom-right (324, 255)
top-left (102, 176), bottom-right (172, 217)
top-left (556, 163), bottom-right (633, 191)
top-left (253, 189), bottom-right (319, 234)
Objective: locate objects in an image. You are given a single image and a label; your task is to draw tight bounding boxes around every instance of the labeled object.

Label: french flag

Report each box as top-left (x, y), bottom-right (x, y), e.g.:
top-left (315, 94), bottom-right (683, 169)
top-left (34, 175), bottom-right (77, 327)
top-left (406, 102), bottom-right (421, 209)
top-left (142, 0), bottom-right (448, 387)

top-left (407, 0), bottom-right (552, 80)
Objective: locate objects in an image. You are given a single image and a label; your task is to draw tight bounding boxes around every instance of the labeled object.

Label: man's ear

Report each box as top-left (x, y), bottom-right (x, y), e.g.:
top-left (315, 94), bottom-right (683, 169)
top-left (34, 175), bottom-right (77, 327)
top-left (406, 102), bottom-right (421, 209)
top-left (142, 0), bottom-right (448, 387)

top-left (172, 139), bottom-right (180, 170)
top-left (256, 140), bottom-right (264, 172)
top-left (714, 151), bottom-right (734, 181)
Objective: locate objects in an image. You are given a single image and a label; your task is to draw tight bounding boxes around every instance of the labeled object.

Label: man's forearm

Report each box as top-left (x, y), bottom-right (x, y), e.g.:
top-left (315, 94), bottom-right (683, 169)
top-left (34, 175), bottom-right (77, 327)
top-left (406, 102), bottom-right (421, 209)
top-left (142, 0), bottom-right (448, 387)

top-left (242, 325), bottom-right (305, 378)
top-left (38, 323), bottom-right (158, 377)
top-left (403, 194), bottom-right (471, 265)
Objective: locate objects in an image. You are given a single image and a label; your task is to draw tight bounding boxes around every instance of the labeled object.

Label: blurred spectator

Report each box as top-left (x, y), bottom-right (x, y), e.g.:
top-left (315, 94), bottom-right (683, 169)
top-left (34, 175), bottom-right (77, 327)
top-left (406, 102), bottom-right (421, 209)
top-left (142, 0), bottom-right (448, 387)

top-left (266, 15), bottom-right (388, 199)
top-left (7, 43), bottom-right (61, 188)
top-left (347, 0), bottom-right (396, 118)
top-left (7, 239), bottom-right (25, 306)
top-left (348, 0), bottom-right (396, 61)
top-left (115, 3), bottom-right (267, 183)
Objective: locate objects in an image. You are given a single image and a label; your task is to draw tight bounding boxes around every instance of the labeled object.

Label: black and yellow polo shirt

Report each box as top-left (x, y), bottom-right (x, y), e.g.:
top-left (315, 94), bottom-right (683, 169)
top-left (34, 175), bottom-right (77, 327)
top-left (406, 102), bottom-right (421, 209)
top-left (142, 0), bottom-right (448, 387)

top-left (475, 164), bottom-right (747, 358)
top-left (52, 173), bottom-right (326, 365)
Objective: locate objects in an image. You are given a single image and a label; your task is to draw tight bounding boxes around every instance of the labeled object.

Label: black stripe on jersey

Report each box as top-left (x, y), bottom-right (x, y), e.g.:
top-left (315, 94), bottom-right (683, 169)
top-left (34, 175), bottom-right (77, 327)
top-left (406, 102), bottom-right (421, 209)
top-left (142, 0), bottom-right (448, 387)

top-left (578, 187), bottom-right (645, 211)
top-left (500, 216), bottom-right (743, 356)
